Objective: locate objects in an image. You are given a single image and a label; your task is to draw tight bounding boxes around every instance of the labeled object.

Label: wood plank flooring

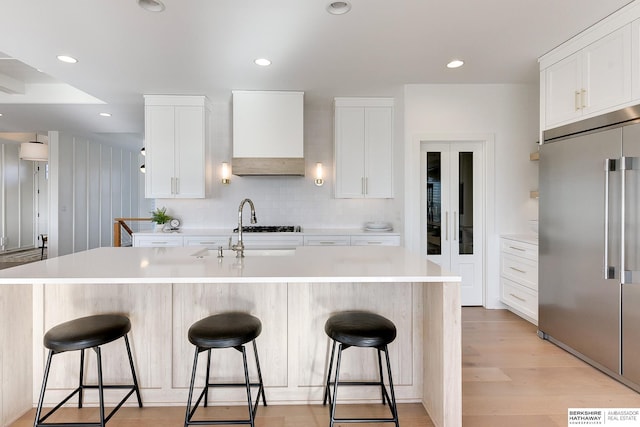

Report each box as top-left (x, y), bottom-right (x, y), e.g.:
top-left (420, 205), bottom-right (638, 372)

top-left (10, 308), bottom-right (640, 426)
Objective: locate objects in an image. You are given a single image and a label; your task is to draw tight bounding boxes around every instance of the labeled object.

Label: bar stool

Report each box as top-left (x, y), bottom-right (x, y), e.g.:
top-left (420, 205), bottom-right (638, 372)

top-left (323, 311), bottom-right (399, 427)
top-left (184, 312), bottom-right (267, 427)
top-left (34, 314), bottom-right (142, 427)
top-left (39, 233), bottom-right (48, 260)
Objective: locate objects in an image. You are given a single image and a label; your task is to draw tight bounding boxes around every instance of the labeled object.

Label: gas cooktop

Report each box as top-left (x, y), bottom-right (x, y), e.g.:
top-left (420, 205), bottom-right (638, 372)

top-left (232, 225), bottom-right (302, 233)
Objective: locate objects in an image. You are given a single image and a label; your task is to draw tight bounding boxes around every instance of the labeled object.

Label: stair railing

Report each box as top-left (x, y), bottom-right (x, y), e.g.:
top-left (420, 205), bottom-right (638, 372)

top-left (113, 218), bottom-right (152, 247)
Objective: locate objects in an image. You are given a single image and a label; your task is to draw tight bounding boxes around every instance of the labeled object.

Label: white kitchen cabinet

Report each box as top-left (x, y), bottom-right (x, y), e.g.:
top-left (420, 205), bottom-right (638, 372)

top-left (500, 236), bottom-right (538, 324)
top-left (334, 98), bottom-right (394, 198)
top-left (303, 235), bottom-right (350, 246)
top-left (350, 235), bottom-right (400, 246)
top-left (144, 95), bottom-right (209, 198)
top-left (132, 234), bottom-right (184, 247)
top-left (543, 25), bottom-right (632, 129)
top-left (183, 235), bottom-right (231, 247)
top-left (231, 234), bottom-right (304, 249)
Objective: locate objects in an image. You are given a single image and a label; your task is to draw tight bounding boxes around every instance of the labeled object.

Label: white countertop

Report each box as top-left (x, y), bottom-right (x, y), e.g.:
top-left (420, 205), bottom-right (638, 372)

top-left (0, 246), bottom-right (458, 285)
top-left (134, 228), bottom-right (400, 236)
top-left (501, 234), bottom-right (538, 245)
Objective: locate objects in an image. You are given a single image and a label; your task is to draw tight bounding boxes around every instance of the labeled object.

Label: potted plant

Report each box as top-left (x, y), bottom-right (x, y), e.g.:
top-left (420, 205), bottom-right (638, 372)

top-left (150, 207), bottom-right (171, 232)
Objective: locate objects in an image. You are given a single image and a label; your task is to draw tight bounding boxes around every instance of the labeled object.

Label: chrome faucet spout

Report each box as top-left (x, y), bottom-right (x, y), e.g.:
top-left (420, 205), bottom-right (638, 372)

top-left (232, 198), bottom-right (257, 258)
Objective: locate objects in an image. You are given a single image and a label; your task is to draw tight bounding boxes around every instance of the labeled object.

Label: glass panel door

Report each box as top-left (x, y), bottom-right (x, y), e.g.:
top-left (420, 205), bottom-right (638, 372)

top-left (422, 141), bottom-right (484, 306)
top-left (427, 152), bottom-right (441, 255)
top-left (458, 152), bottom-right (474, 255)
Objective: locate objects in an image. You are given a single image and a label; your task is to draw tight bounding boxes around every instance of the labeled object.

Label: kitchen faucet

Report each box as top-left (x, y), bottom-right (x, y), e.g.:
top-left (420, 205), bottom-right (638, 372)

top-left (231, 198), bottom-right (257, 257)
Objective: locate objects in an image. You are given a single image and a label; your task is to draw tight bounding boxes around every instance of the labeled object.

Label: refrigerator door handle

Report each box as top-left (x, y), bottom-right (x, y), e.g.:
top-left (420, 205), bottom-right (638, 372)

top-left (621, 156), bottom-right (640, 284)
top-left (604, 158), bottom-right (617, 280)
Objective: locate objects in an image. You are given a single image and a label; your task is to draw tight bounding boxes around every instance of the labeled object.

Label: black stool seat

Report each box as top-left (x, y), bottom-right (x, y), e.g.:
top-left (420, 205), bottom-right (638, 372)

top-left (44, 314), bottom-right (131, 352)
top-left (188, 312), bottom-right (262, 348)
top-left (324, 311), bottom-right (397, 348)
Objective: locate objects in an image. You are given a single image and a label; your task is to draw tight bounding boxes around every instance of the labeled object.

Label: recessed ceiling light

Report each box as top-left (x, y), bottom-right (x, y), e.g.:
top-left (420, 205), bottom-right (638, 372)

top-left (254, 58), bottom-right (272, 67)
top-left (138, 0), bottom-right (165, 12)
top-left (327, 1), bottom-right (351, 15)
top-left (447, 59), bottom-right (464, 69)
top-left (99, 112), bottom-right (112, 117)
top-left (0, 113), bottom-right (3, 117)
top-left (57, 55), bottom-right (78, 64)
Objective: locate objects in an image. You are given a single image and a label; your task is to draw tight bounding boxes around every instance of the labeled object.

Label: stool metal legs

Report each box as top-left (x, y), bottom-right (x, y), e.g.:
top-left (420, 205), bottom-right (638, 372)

top-left (323, 341), bottom-right (399, 426)
top-left (184, 340), bottom-right (267, 427)
top-left (34, 334), bottom-right (142, 427)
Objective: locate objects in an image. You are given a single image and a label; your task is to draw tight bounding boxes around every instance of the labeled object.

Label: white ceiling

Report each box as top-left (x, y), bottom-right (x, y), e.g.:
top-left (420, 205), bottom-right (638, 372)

top-left (0, 0), bottom-right (634, 144)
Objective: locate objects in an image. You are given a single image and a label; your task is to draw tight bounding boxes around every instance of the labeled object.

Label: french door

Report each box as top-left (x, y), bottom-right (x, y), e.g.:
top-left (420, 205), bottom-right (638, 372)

top-left (422, 141), bottom-right (484, 305)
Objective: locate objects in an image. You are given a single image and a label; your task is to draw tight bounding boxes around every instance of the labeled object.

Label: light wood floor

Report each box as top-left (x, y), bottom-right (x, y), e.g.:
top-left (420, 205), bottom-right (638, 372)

top-left (10, 308), bottom-right (640, 426)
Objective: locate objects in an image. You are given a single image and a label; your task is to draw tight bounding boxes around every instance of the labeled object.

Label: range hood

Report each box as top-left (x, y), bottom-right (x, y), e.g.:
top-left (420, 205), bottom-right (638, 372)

top-left (232, 90), bottom-right (305, 176)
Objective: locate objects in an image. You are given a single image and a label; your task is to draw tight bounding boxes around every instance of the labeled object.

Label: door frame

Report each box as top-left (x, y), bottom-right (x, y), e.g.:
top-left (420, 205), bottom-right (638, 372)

top-left (405, 132), bottom-right (495, 307)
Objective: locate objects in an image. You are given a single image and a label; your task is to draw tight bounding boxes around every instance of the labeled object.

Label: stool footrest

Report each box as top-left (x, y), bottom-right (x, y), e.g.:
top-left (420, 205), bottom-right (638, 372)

top-left (35, 384), bottom-right (139, 427)
top-left (331, 417), bottom-right (399, 424)
top-left (185, 382), bottom-right (265, 426)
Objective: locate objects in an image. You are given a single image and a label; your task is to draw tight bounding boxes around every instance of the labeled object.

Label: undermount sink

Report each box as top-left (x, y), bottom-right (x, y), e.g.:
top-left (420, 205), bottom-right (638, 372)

top-left (191, 248), bottom-right (296, 258)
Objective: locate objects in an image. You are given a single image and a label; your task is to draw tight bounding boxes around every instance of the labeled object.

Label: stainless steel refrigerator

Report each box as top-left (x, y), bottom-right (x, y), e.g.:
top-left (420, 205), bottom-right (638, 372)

top-left (539, 105), bottom-right (640, 392)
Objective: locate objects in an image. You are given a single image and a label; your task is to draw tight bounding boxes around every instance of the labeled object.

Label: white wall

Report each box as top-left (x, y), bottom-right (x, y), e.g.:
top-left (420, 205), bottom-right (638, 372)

top-left (404, 84), bottom-right (539, 308)
top-left (49, 132), bottom-right (144, 257)
top-left (156, 95), bottom-right (405, 234)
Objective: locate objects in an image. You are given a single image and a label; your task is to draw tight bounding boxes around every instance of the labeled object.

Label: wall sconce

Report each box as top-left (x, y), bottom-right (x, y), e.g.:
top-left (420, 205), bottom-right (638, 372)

top-left (221, 162), bottom-right (231, 184)
top-left (315, 162), bottom-right (324, 186)
top-left (140, 164), bottom-right (146, 173)
top-left (140, 147), bottom-right (146, 156)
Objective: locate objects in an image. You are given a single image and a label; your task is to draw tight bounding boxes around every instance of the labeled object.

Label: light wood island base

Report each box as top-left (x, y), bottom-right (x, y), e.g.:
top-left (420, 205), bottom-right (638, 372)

top-left (0, 246), bottom-right (461, 427)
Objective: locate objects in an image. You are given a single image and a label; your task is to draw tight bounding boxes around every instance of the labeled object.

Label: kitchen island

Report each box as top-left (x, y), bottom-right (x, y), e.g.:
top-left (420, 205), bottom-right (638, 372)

top-left (0, 245), bottom-right (461, 427)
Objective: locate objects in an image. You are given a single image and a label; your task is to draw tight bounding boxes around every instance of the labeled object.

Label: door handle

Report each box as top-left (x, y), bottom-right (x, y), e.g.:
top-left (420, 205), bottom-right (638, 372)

top-left (575, 91), bottom-right (581, 111)
top-left (604, 158), bottom-right (616, 279)
top-left (621, 157), bottom-right (639, 284)
top-left (445, 212), bottom-right (449, 241)
top-left (453, 211), bottom-right (457, 241)
top-left (509, 293), bottom-right (527, 302)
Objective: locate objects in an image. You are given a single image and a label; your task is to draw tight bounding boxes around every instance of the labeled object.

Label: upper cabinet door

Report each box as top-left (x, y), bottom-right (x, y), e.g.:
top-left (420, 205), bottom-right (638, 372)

top-left (365, 107), bottom-right (394, 198)
top-left (545, 53), bottom-right (582, 128)
top-left (582, 25), bottom-right (632, 117)
top-left (174, 106), bottom-right (205, 198)
top-left (334, 98), bottom-right (394, 199)
top-left (543, 24), bottom-right (632, 130)
top-left (335, 106), bottom-right (366, 198)
top-left (145, 105), bottom-right (175, 198)
top-left (144, 95), bottom-right (208, 199)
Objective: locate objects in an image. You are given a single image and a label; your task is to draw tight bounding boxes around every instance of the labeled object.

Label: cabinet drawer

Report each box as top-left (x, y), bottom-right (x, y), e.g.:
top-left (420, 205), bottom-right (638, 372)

top-left (184, 236), bottom-right (230, 247)
top-left (238, 235), bottom-right (304, 249)
top-left (501, 278), bottom-right (538, 321)
top-left (133, 235), bottom-right (184, 247)
top-left (500, 238), bottom-right (538, 261)
top-left (350, 235), bottom-right (400, 246)
top-left (304, 236), bottom-right (350, 246)
top-left (501, 253), bottom-right (538, 291)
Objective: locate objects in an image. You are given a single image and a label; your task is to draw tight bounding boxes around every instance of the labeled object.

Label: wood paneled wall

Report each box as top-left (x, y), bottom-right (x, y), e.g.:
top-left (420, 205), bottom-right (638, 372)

top-left (54, 133), bottom-right (143, 256)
